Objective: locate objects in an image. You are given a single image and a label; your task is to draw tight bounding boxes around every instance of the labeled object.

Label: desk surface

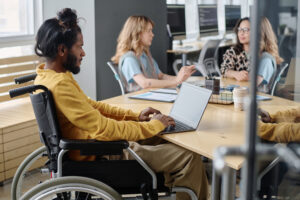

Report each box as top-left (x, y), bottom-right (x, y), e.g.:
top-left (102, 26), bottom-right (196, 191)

top-left (102, 77), bottom-right (300, 170)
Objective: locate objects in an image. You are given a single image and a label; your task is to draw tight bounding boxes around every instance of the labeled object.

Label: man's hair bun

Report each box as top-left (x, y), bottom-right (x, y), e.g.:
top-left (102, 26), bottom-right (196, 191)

top-left (57, 8), bottom-right (78, 28)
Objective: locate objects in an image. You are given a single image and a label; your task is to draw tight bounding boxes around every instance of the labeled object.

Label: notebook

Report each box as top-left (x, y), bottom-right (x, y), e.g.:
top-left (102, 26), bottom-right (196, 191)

top-left (256, 95), bottom-right (272, 101)
top-left (150, 88), bottom-right (178, 95)
top-left (129, 92), bottom-right (177, 102)
top-left (161, 82), bottom-right (212, 134)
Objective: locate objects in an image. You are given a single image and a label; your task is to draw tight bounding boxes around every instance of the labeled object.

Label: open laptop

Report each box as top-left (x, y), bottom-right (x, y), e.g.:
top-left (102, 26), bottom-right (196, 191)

top-left (161, 82), bottom-right (212, 134)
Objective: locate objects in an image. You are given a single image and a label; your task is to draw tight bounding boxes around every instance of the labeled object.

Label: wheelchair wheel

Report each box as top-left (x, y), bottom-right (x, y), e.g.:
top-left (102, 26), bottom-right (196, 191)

top-left (20, 176), bottom-right (122, 200)
top-left (11, 146), bottom-right (49, 200)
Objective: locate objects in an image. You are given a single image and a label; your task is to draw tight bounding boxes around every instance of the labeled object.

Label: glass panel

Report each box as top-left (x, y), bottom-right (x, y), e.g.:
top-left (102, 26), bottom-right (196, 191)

top-left (0, 0), bottom-right (34, 37)
top-left (256, 1), bottom-right (300, 199)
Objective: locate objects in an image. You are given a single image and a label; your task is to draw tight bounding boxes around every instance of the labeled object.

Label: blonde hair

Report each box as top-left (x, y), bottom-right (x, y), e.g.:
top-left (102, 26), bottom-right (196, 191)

top-left (260, 17), bottom-right (283, 64)
top-left (111, 16), bottom-right (154, 64)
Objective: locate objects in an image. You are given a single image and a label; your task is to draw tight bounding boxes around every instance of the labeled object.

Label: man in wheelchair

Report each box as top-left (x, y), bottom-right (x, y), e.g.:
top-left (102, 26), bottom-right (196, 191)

top-left (31, 8), bottom-right (208, 200)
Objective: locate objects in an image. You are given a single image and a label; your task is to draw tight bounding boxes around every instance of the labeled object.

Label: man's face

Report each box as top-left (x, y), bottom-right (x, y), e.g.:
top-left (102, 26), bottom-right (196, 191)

top-left (63, 33), bottom-right (85, 74)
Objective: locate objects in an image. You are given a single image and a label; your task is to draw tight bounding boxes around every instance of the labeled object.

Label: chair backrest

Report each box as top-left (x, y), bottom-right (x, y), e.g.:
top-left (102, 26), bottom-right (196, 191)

top-left (270, 63), bottom-right (289, 96)
top-left (30, 90), bottom-right (62, 172)
top-left (107, 61), bottom-right (126, 95)
top-left (196, 39), bottom-right (223, 77)
top-left (9, 84), bottom-right (62, 172)
top-left (278, 34), bottom-right (296, 65)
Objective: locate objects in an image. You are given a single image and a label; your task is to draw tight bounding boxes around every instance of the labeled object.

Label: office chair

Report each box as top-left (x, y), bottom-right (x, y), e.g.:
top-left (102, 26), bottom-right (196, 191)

top-left (107, 61), bottom-right (126, 95)
top-left (270, 63), bottom-right (289, 96)
top-left (9, 83), bottom-right (197, 200)
top-left (278, 34), bottom-right (296, 65)
top-left (195, 39), bottom-right (223, 77)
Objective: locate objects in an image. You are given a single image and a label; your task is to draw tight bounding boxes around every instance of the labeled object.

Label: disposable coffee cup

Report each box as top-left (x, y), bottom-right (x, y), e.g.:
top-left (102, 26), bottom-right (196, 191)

top-left (233, 87), bottom-right (248, 111)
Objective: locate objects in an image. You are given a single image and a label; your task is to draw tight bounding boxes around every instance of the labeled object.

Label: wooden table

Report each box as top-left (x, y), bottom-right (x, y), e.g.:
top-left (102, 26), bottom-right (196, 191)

top-left (102, 77), bottom-right (300, 199)
top-left (102, 78), bottom-right (249, 169)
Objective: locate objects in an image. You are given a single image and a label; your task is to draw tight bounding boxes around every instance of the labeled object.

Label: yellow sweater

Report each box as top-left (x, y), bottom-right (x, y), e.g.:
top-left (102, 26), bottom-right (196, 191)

top-left (34, 64), bottom-right (165, 160)
top-left (258, 107), bottom-right (300, 142)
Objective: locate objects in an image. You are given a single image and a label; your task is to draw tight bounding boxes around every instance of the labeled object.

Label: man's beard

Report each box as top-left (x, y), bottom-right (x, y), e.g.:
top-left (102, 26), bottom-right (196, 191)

top-left (63, 53), bottom-right (80, 74)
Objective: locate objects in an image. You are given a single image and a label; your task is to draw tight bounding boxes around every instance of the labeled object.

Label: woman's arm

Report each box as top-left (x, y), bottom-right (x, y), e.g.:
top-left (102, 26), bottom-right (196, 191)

top-left (257, 56), bottom-right (275, 86)
top-left (133, 65), bottom-right (196, 88)
top-left (133, 73), bottom-right (178, 88)
top-left (225, 70), bottom-right (249, 81)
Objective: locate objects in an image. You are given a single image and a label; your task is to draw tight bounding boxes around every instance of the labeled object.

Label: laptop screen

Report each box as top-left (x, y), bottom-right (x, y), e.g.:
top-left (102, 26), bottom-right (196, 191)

top-left (169, 83), bottom-right (212, 129)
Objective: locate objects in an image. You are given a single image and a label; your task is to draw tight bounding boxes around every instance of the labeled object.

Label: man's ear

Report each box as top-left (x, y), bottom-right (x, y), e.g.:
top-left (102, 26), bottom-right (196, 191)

top-left (58, 44), bottom-right (66, 56)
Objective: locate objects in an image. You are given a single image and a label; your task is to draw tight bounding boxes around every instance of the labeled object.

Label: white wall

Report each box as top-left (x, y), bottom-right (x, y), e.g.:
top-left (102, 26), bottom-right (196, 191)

top-left (43, 0), bottom-right (96, 99)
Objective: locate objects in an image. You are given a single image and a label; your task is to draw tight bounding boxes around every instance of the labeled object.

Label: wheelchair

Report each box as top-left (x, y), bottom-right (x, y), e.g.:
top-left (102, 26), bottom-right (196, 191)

top-left (9, 74), bottom-right (198, 200)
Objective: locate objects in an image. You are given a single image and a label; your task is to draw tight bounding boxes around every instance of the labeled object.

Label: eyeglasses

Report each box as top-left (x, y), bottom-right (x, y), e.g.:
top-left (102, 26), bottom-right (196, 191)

top-left (237, 27), bottom-right (250, 33)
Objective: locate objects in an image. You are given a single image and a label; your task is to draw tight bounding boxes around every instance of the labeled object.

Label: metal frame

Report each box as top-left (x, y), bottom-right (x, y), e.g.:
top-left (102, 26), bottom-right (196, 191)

top-left (107, 61), bottom-right (126, 95)
top-left (212, 144), bottom-right (300, 200)
top-left (56, 146), bottom-right (197, 200)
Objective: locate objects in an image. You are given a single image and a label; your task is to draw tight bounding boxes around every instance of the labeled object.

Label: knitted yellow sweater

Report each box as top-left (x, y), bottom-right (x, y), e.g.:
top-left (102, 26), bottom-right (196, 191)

top-left (34, 64), bottom-right (165, 160)
top-left (258, 107), bottom-right (300, 142)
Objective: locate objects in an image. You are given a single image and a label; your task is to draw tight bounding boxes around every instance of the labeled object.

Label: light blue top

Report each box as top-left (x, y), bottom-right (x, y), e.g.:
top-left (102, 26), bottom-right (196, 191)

top-left (258, 52), bottom-right (276, 93)
top-left (119, 51), bottom-right (161, 92)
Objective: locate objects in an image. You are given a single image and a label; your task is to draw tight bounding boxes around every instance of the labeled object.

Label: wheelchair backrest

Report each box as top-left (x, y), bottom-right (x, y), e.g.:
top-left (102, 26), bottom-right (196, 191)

top-left (30, 90), bottom-right (62, 172)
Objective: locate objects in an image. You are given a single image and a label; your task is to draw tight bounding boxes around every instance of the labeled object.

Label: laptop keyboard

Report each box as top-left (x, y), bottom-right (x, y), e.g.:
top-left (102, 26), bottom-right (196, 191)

top-left (164, 119), bottom-right (192, 133)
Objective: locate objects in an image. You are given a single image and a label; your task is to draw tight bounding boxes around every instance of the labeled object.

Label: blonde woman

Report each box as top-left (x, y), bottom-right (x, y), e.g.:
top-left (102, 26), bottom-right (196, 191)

top-left (257, 17), bottom-right (283, 92)
top-left (112, 16), bottom-right (196, 92)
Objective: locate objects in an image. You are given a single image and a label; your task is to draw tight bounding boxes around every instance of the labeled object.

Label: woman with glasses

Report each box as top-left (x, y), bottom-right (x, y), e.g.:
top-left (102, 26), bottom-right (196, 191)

top-left (221, 17), bottom-right (250, 81)
top-left (111, 16), bottom-right (196, 93)
top-left (221, 17), bottom-right (283, 93)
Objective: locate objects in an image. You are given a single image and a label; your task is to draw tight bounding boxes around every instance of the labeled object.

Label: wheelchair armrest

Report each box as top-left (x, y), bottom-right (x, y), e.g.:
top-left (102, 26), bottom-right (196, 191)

top-left (59, 139), bottom-right (129, 156)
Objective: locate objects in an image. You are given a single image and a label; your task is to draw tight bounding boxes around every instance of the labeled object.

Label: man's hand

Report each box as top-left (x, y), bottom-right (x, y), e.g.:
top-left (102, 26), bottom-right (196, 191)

top-left (139, 107), bottom-right (161, 121)
top-left (258, 108), bottom-right (272, 123)
top-left (151, 113), bottom-right (175, 127)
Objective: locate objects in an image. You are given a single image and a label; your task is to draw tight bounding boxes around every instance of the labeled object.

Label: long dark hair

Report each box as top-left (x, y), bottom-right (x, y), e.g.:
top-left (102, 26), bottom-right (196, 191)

top-left (35, 8), bottom-right (82, 61)
top-left (233, 17), bottom-right (250, 54)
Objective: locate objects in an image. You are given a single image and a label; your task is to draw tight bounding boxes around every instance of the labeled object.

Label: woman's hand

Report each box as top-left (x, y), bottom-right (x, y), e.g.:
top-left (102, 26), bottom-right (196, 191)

top-left (233, 70), bottom-right (249, 81)
top-left (139, 107), bottom-right (161, 121)
top-left (176, 65), bottom-right (197, 84)
top-left (151, 113), bottom-right (175, 127)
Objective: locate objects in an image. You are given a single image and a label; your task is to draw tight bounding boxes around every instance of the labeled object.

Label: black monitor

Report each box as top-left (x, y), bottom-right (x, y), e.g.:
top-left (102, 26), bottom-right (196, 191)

top-left (225, 5), bottom-right (241, 32)
top-left (167, 4), bottom-right (186, 36)
top-left (198, 4), bottom-right (218, 34)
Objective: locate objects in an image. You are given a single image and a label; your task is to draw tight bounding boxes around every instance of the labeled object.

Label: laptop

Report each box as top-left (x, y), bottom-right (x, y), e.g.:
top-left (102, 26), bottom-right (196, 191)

top-left (161, 82), bottom-right (212, 134)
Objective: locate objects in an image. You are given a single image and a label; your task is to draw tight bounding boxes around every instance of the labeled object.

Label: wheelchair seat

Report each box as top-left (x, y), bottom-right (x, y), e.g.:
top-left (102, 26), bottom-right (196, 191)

top-left (62, 159), bottom-right (167, 194)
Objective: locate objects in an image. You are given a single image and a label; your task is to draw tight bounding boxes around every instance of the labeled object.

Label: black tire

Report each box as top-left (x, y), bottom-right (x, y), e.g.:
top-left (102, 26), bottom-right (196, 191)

top-left (11, 146), bottom-right (49, 200)
top-left (20, 176), bottom-right (122, 200)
